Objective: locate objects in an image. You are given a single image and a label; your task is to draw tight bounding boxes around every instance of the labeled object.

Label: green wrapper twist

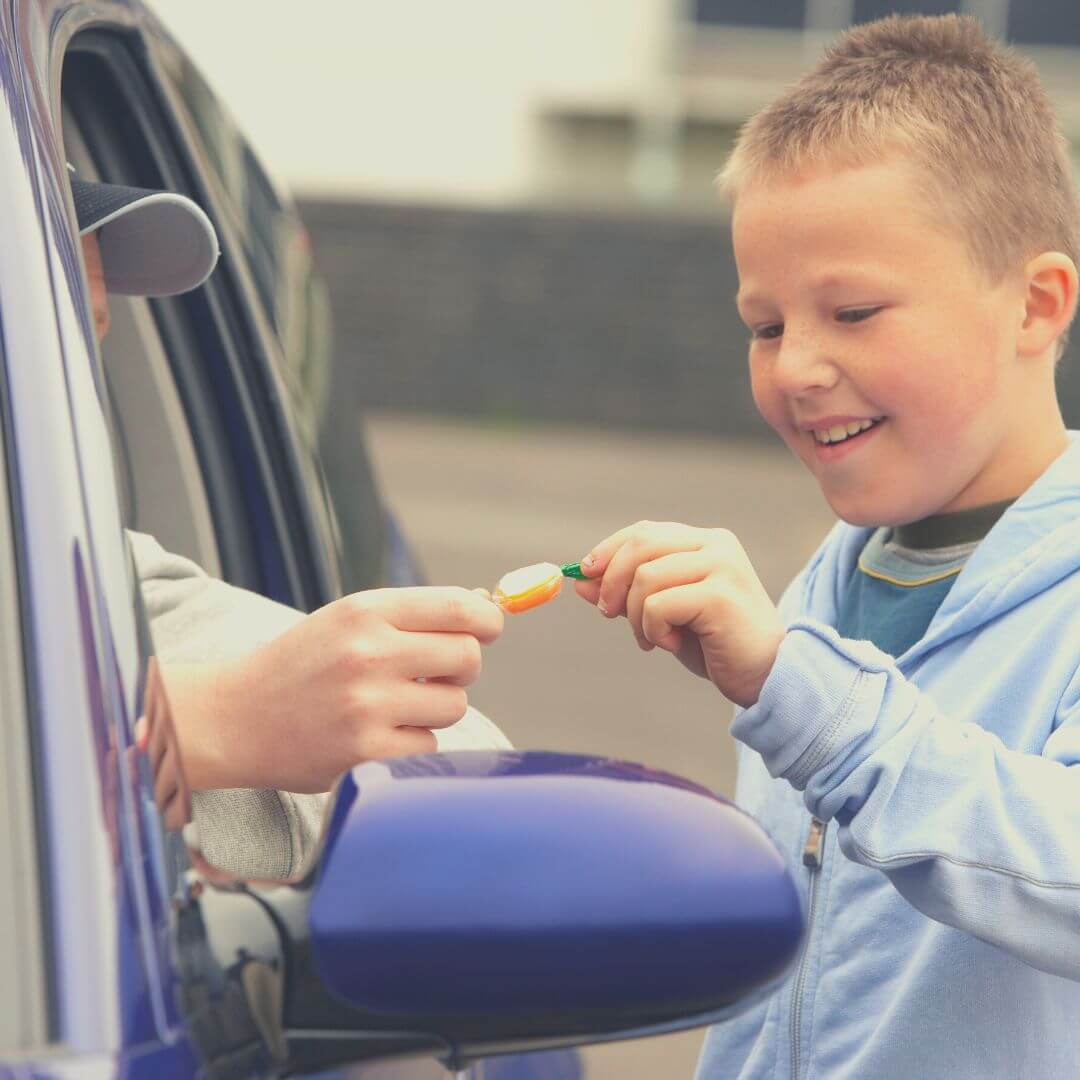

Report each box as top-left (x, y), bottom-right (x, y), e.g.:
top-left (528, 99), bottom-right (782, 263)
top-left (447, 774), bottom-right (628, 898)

top-left (560, 561), bottom-right (587, 580)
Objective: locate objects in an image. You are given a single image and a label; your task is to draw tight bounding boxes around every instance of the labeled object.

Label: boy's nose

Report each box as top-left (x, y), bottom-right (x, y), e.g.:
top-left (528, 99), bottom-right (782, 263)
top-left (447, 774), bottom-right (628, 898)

top-left (771, 333), bottom-right (840, 396)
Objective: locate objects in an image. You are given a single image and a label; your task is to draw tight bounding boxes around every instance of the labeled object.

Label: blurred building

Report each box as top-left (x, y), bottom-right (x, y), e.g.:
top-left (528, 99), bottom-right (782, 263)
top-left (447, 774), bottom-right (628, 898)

top-left (150, 0), bottom-right (1080, 438)
top-left (152, 0), bottom-right (1080, 212)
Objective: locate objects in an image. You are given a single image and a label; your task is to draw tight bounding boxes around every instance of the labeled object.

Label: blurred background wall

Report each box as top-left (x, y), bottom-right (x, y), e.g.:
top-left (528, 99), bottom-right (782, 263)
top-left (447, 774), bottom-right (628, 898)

top-left (151, 0), bottom-right (1080, 438)
top-left (147, 4), bottom-right (1080, 1076)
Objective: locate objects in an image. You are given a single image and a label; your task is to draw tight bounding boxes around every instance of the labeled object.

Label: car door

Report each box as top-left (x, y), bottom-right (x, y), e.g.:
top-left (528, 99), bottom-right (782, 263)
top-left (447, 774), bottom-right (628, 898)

top-left (7, 3), bottom-right (543, 1078)
top-left (3, 5), bottom-right (431, 1074)
top-left (0, 3), bottom-right (199, 1069)
top-left (10, 4), bottom-right (601, 1076)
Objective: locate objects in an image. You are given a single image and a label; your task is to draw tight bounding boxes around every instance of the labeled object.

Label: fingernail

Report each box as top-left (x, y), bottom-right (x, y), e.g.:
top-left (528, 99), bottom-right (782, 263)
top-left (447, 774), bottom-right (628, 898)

top-left (597, 599), bottom-right (609, 616)
top-left (581, 554), bottom-right (596, 571)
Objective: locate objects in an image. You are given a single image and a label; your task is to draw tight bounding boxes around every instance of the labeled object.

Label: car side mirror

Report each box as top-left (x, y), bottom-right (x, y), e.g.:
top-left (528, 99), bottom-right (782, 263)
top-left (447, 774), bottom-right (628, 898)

top-left (143, 670), bottom-right (801, 1074)
top-left (279, 750), bottom-right (802, 1071)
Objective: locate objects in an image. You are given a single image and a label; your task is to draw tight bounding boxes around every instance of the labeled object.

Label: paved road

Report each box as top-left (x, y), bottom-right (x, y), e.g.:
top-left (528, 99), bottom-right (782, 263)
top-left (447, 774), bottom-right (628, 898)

top-left (365, 412), bottom-right (838, 1079)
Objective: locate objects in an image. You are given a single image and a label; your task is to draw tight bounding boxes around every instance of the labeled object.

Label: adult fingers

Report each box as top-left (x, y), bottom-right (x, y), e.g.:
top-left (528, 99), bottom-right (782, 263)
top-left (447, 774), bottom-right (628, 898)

top-left (359, 586), bottom-right (504, 641)
top-left (392, 726), bottom-right (441, 756)
top-left (376, 679), bottom-right (470, 730)
top-left (359, 725), bottom-right (440, 761)
top-left (387, 631), bottom-right (484, 685)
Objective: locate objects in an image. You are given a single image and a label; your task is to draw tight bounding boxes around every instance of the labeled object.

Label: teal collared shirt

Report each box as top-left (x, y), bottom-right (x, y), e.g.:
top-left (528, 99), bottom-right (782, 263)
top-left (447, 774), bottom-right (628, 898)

top-left (836, 499), bottom-right (1013, 658)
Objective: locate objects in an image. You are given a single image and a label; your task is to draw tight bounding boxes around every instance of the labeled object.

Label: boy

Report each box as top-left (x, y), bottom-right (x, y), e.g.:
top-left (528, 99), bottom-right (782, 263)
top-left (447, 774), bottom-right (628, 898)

top-left (576, 15), bottom-right (1080, 1078)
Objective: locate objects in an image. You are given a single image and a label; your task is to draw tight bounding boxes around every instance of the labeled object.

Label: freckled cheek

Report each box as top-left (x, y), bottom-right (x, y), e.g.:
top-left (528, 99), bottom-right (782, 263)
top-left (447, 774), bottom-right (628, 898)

top-left (749, 367), bottom-right (810, 460)
top-left (749, 365), bottom-right (786, 431)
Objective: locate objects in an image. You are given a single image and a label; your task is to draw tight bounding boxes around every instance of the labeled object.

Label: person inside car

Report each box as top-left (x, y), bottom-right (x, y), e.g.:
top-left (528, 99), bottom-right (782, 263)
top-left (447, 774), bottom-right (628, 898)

top-left (73, 169), bottom-right (509, 878)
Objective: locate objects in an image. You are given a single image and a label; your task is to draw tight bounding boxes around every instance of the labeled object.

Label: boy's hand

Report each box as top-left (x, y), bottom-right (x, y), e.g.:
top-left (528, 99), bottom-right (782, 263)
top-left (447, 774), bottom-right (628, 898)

top-left (575, 522), bottom-right (784, 708)
top-left (164, 586), bottom-right (503, 794)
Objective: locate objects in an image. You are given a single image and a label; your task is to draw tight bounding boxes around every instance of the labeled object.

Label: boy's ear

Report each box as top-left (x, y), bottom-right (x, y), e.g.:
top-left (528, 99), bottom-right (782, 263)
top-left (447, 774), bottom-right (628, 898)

top-left (1017, 252), bottom-right (1079, 358)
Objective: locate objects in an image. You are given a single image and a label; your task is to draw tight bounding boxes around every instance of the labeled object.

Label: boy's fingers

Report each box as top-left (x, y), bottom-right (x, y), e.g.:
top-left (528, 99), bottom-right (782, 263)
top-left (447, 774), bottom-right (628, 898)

top-left (625, 551), bottom-right (714, 644)
top-left (574, 579), bottom-right (603, 604)
top-left (581, 521), bottom-right (705, 577)
top-left (579, 520), bottom-right (668, 577)
top-left (641, 583), bottom-right (708, 649)
top-left (599, 525), bottom-right (706, 619)
top-left (658, 627), bottom-right (684, 653)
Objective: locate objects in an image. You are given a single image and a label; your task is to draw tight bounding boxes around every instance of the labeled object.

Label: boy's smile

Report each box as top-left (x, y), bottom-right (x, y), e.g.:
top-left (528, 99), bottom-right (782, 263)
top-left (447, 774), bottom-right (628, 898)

top-left (732, 158), bottom-right (1069, 526)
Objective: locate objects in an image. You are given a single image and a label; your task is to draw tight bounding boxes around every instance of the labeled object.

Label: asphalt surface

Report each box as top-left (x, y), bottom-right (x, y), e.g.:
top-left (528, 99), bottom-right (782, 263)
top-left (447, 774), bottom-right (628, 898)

top-left (364, 412), bottom-right (838, 1079)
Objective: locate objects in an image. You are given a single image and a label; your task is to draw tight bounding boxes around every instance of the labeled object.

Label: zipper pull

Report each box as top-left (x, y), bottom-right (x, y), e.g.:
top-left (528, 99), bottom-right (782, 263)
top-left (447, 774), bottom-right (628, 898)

top-left (802, 818), bottom-right (826, 868)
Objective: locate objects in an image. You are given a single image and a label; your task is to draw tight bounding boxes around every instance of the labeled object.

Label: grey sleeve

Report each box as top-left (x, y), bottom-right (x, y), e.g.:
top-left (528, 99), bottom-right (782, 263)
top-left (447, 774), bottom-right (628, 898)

top-left (129, 530), bottom-right (512, 879)
top-left (130, 529), bottom-right (328, 878)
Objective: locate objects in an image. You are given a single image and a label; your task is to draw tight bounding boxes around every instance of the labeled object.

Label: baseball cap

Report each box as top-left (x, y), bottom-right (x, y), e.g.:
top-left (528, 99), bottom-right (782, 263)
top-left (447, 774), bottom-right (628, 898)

top-left (70, 168), bottom-right (220, 297)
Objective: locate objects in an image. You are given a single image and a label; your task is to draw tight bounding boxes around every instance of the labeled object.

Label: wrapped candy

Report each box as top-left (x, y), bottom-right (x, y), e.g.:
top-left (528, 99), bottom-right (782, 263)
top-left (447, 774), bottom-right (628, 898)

top-left (492, 561), bottom-right (586, 614)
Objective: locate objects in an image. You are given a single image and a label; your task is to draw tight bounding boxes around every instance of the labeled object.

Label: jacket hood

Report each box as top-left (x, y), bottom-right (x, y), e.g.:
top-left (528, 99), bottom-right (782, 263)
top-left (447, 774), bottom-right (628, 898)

top-left (801, 432), bottom-right (1080, 665)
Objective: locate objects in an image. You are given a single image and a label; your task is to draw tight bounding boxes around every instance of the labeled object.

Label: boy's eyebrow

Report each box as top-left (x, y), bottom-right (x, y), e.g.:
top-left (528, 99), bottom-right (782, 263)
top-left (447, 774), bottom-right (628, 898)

top-left (736, 269), bottom-right (896, 309)
top-left (735, 288), bottom-right (782, 312)
top-left (809, 269), bottom-right (891, 291)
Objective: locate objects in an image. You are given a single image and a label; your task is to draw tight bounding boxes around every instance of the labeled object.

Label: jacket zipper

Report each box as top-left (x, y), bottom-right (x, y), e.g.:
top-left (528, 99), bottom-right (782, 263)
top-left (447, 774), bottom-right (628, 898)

top-left (791, 817), bottom-right (827, 1080)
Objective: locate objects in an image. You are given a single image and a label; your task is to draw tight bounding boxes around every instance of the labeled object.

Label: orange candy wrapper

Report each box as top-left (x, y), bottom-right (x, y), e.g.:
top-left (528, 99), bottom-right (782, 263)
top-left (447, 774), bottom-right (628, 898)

top-left (492, 562), bottom-right (565, 614)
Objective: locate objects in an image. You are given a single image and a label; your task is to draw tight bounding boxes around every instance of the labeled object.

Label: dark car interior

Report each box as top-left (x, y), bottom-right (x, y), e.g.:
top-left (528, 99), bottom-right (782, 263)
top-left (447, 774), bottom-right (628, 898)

top-left (62, 107), bottom-right (225, 579)
top-left (61, 34), bottom-right (337, 610)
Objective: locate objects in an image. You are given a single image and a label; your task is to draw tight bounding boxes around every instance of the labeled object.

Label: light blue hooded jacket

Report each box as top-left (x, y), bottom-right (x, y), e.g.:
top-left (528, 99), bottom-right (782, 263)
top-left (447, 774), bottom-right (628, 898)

top-left (698, 434), bottom-right (1080, 1079)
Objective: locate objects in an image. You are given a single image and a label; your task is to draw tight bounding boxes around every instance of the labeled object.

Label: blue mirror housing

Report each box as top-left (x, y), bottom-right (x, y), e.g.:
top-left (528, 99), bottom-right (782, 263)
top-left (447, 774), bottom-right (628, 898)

top-left (309, 751), bottom-right (801, 1033)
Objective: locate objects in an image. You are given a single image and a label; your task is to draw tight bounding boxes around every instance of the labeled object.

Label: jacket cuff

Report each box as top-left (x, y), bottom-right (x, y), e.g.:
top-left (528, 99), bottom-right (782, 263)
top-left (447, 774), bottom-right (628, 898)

top-left (731, 622), bottom-right (886, 788)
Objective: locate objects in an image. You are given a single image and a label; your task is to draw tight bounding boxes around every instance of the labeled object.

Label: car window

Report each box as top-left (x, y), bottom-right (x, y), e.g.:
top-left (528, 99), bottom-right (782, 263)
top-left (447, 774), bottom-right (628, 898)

top-left (0, 343), bottom-right (49, 1054)
top-left (61, 109), bottom-right (224, 580)
top-left (148, 49), bottom-right (330, 455)
top-left (60, 35), bottom-right (319, 607)
top-left (148, 42), bottom-right (391, 594)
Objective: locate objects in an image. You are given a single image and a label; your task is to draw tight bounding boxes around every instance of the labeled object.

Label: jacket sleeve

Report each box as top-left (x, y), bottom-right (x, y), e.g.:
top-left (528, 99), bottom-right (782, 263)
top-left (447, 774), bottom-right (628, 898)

top-left (732, 619), bottom-right (1080, 981)
top-left (128, 530), bottom-right (511, 879)
top-left (129, 530), bottom-right (329, 878)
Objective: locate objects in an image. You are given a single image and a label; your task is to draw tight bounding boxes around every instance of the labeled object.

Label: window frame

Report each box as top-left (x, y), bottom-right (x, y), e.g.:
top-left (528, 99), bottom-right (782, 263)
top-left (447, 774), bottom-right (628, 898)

top-left (0, 309), bottom-right (51, 1054)
top-left (61, 30), bottom-right (330, 610)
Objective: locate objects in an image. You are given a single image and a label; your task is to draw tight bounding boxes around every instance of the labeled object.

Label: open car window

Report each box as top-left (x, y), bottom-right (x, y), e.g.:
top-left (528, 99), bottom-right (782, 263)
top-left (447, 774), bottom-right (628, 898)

top-left (61, 108), bottom-right (224, 580)
top-left (59, 39), bottom-right (258, 588)
top-left (60, 33), bottom-right (313, 605)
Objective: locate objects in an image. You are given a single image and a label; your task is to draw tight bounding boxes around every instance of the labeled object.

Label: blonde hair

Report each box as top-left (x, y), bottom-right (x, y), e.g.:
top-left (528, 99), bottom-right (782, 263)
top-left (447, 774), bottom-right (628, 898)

top-left (720, 14), bottom-right (1080, 285)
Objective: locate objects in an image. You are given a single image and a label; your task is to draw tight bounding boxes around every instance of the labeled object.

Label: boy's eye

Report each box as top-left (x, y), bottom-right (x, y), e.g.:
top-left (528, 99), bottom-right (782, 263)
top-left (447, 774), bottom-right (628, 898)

top-left (751, 323), bottom-right (784, 340)
top-left (836, 306), bottom-right (883, 324)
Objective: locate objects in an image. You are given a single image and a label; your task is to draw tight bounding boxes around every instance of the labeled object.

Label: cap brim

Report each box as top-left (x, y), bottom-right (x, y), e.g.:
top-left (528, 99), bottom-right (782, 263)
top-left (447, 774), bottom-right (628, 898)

top-left (73, 178), bottom-right (220, 297)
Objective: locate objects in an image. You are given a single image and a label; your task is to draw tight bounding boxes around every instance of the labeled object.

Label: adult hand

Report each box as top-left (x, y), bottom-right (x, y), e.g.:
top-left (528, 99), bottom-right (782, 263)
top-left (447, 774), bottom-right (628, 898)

top-left (163, 586), bottom-right (503, 793)
top-left (575, 521), bottom-right (785, 708)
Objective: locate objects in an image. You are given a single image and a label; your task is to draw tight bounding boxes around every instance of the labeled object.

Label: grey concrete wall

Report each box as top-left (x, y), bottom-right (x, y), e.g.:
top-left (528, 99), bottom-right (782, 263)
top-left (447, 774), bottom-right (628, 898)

top-left (300, 199), bottom-right (1080, 438)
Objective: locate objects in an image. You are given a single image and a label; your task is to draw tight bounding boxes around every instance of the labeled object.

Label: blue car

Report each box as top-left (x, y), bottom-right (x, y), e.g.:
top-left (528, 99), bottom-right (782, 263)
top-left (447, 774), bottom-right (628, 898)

top-left (0, 2), bottom-right (803, 1076)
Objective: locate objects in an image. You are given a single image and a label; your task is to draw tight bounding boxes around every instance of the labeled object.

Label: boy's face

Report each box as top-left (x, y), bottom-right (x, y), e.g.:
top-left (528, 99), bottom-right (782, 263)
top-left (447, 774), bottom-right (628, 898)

top-left (733, 158), bottom-right (1054, 526)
